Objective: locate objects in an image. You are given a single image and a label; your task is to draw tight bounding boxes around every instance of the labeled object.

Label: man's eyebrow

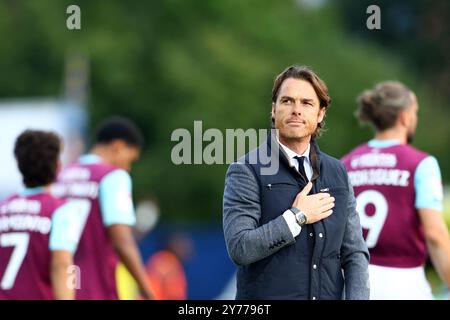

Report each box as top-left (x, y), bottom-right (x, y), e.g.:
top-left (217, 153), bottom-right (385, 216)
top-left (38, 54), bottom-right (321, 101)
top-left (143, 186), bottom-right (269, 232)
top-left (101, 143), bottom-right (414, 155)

top-left (279, 95), bottom-right (294, 100)
top-left (279, 96), bottom-right (317, 104)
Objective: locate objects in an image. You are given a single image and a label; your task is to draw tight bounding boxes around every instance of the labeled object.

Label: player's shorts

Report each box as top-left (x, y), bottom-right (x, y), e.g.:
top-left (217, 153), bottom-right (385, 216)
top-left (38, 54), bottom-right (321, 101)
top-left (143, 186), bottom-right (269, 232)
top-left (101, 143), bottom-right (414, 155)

top-left (369, 264), bottom-right (433, 300)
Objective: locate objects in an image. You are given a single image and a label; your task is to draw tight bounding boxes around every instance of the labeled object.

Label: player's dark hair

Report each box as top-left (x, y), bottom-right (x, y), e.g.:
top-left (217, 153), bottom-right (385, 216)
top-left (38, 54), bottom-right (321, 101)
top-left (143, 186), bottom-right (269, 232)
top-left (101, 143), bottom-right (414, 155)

top-left (95, 116), bottom-right (144, 148)
top-left (271, 65), bottom-right (331, 139)
top-left (356, 81), bottom-right (414, 131)
top-left (14, 130), bottom-right (61, 188)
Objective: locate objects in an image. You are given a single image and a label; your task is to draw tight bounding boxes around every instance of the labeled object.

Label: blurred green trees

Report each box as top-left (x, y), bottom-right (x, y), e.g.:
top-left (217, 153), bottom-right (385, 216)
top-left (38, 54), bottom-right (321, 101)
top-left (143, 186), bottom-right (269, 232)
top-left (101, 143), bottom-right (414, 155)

top-left (0, 0), bottom-right (448, 221)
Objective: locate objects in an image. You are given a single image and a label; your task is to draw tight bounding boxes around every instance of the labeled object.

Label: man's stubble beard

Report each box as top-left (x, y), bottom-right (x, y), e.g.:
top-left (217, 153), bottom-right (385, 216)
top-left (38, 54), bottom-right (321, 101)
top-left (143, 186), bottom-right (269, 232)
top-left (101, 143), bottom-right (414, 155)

top-left (277, 122), bottom-right (316, 143)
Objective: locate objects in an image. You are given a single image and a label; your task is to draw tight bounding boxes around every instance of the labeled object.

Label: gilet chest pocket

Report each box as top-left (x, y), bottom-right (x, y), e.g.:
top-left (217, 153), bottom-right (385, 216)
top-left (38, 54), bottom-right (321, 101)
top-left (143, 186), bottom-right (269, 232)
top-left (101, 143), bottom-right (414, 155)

top-left (266, 182), bottom-right (299, 191)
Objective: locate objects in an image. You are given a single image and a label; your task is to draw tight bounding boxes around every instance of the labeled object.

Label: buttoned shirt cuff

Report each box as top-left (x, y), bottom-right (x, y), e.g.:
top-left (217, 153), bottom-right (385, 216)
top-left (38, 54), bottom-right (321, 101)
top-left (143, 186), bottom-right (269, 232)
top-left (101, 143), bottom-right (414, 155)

top-left (282, 209), bottom-right (302, 237)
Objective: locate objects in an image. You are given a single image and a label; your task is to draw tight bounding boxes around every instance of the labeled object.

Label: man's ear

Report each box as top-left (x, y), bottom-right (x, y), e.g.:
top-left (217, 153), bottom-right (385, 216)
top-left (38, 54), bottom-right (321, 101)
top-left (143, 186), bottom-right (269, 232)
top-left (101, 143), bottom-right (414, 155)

top-left (318, 107), bottom-right (326, 123)
top-left (56, 160), bottom-right (62, 174)
top-left (398, 110), bottom-right (409, 127)
top-left (271, 103), bottom-right (276, 118)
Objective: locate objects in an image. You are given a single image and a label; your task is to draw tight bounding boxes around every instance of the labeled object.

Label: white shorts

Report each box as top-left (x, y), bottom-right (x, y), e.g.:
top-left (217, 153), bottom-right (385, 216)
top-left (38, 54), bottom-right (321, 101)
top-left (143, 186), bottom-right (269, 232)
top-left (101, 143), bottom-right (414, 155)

top-left (369, 264), bottom-right (434, 300)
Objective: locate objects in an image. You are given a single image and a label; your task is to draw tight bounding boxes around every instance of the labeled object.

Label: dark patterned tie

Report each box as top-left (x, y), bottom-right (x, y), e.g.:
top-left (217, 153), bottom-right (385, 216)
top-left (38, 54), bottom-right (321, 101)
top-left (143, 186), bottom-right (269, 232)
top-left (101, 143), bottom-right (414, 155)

top-left (294, 156), bottom-right (308, 182)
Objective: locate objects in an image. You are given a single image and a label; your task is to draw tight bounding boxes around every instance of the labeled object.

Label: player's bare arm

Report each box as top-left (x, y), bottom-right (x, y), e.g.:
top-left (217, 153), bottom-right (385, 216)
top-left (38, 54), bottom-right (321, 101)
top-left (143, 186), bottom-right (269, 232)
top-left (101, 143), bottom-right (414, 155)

top-left (419, 208), bottom-right (450, 288)
top-left (107, 224), bottom-right (154, 300)
top-left (51, 250), bottom-right (75, 300)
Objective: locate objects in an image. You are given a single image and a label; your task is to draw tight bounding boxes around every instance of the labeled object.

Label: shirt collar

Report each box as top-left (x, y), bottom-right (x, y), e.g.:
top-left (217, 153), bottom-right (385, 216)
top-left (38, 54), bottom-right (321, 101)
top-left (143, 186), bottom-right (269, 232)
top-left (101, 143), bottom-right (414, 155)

top-left (78, 154), bottom-right (103, 165)
top-left (20, 186), bottom-right (46, 196)
top-left (368, 139), bottom-right (402, 149)
top-left (277, 137), bottom-right (311, 168)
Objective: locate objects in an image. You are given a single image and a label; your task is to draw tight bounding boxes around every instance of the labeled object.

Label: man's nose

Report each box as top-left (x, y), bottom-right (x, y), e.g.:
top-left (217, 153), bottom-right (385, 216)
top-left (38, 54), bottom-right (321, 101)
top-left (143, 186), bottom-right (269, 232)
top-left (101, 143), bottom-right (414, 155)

top-left (291, 100), bottom-right (302, 114)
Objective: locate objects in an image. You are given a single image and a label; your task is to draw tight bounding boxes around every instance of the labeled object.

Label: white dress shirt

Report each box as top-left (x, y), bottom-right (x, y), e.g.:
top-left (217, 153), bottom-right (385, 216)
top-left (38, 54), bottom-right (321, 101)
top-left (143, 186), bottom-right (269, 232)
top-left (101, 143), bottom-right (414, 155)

top-left (277, 139), bottom-right (313, 238)
top-left (278, 141), bottom-right (313, 181)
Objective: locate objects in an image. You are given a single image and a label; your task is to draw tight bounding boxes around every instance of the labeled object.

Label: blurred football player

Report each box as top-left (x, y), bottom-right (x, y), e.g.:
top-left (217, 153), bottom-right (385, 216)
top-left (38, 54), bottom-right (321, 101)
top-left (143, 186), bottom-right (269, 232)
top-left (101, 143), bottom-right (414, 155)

top-left (342, 81), bottom-right (450, 299)
top-left (0, 130), bottom-right (79, 300)
top-left (53, 117), bottom-right (153, 300)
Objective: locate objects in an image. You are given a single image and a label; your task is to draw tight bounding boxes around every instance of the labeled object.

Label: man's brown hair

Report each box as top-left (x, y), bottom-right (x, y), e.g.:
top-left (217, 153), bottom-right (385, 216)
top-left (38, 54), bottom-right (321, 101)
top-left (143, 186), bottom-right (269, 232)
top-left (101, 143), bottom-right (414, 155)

top-left (271, 65), bottom-right (331, 138)
top-left (14, 129), bottom-right (61, 188)
top-left (356, 81), bottom-right (414, 131)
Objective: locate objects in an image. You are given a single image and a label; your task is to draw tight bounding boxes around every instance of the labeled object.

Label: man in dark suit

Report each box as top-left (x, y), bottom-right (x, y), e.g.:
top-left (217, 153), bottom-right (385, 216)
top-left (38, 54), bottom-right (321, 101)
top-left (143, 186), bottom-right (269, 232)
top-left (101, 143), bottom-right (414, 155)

top-left (223, 65), bottom-right (369, 300)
